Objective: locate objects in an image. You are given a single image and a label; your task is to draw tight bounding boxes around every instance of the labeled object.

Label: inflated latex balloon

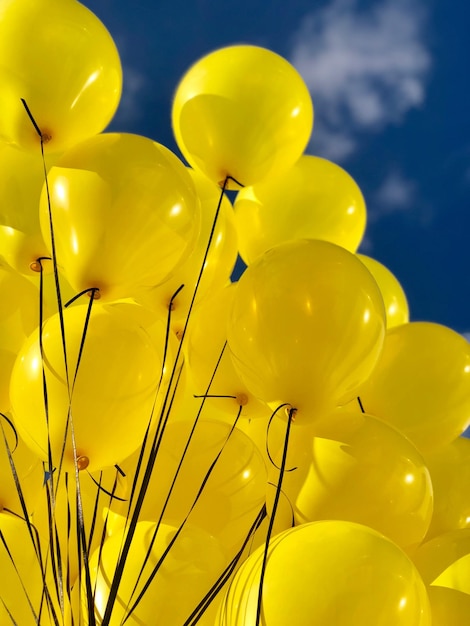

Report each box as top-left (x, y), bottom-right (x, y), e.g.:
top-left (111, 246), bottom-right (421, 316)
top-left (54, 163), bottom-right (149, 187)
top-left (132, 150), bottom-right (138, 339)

top-left (357, 322), bottom-right (470, 452)
top-left (39, 133), bottom-right (200, 301)
top-left (234, 155), bottom-right (366, 265)
top-left (424, 437), bottom-right (470, 540)
top-left (0, 511), bottom-right (48, 625)
top-left (270, 411), bottom-right (433, 550)
top-left (0, 0), bottom-right (122, 153)
top-left (417, 530), bottom-right (470, 597)
top-left (357, 254), bottom-right (409, 328)
top-left (10, 302), bottom-right (162, 473)
top-left (186, 284), bottom-right (271, 419)
top-left (137, 168), bottom-right (238, 328)
top-left (227, 239), bottom-right (386, 423)
top-left (86, 520), bottom-right (227, 626)
top-left (217, 520), bottom-right (431, 625)
top-left (115, 419), bottom-right (267, 557)
top-left (427, 586), bottom-right (470, 626)
top-left (172, 45), bottom-right (313, 188)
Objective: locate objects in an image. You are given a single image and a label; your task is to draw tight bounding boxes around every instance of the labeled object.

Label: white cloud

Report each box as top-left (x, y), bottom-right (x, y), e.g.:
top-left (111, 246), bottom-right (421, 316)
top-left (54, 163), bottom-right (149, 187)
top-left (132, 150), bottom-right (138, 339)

top-left (290, 0), bottom-right (431, 160)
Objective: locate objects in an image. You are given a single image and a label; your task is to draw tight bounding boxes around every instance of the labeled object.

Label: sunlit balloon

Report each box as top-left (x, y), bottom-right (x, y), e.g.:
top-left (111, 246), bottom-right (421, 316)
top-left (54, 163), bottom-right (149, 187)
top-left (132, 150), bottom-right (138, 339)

top-left (172, 45), bottom-right (313, 188)
top-left (424, 437), bottom-right (470, 540)
top-left (137, 168), bottom-right (238, 329)
top-left (86, 520), bottom-right (227, 625)
top-left (270, 410), bottom-right (433, 550)
top-left (357, 322), bottom-right (470, 452)
top-left (234, 155), bottom-right (366, 265)
top-left (0, 0), bottom-right (122, 153)
top-left (10, 302), bottom-right (162, 473)
top-left (227, 239), bottom-right (386, 423)
top-left (115, 419), bottom-right (267, 557)
top-left (39, 133), bottom-right (200, 301)
top-left (218, 520), bottom-right (431, 625)
top-left (412, 528), bottom-right (470, 587)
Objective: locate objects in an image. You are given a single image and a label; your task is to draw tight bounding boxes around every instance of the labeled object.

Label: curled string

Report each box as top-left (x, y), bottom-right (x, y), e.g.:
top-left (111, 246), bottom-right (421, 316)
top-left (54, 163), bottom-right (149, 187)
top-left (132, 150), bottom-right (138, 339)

top-left (265, 411), bottom-right (298, 472)
top-left (122, 405), bottom-right (244, 622)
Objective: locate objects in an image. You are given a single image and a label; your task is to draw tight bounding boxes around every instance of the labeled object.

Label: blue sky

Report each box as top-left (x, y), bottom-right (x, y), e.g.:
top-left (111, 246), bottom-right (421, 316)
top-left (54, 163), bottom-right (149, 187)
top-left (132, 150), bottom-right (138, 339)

top-left (84, 0), bottom-right (470, 337)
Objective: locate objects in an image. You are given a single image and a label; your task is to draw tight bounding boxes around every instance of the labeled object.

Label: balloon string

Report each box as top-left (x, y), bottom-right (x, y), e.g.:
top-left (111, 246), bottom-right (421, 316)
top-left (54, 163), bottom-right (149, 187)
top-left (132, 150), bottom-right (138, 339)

top-left (0, 416), bottom-right (59, 624)
top-left (21, 99), bottom-right (70, 395)
top-left (122, 405), bottom-right (244, 623)
top-left (255, 405), bottom-right (296, 626)
top-left (0, 528), bottom-right (39, 623)
top-left (183, 504), bottom-right (268, 626)
top-left (265, 411), bottom-right (298, 472)
top-left (121, 342), bottom-right (232, 620)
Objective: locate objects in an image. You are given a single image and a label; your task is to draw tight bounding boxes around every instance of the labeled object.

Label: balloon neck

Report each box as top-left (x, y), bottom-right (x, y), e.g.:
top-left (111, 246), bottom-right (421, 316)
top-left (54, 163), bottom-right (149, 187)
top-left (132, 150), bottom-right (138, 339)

top-left (286, 407), bottom-right (297, 422)
top-left (41, 132), bottom-right (52, 144)
top-left (76, 455), bottom-right (90, 471)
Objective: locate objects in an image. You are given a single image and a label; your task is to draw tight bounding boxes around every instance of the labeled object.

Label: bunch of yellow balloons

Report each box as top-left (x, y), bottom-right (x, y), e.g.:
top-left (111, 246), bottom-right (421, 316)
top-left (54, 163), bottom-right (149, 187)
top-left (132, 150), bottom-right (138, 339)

top-left (1, 1), bottom-right (470, 625)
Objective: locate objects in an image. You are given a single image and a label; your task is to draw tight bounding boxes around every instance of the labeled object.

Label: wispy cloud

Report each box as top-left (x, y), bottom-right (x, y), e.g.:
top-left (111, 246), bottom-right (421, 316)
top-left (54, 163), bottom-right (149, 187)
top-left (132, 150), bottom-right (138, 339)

top-left (291, 0), bottom-right (431, 160)
top-left (112, 65), bottom-right (149, 127)
top-left (369, 168), bottom-right (416, 220)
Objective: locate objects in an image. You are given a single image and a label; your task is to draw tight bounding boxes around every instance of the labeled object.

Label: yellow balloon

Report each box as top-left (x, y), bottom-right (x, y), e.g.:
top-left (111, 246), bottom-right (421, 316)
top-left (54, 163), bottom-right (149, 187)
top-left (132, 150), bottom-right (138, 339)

top-left (234, 155), bottom-right (366, 265)
top-left (186, 284), bottom-right (271, 419)
top-left (227, 239), bottom-right (386, 423)
top-left (137, 168), bottom-right (238, 327)
top-left (39, 133), bottom-right (200, 301)
top-left (357, 322), bottom-right (470, 453)
top-left (427, 586), bottom-right (470, 626)
top-left (0, 0), bottom-right (122, 153)
top-left (114, 419), bottom-right (267, 557)
top-left (86, 520), bottom-right (227, 625)
top-left (10, 302), bottom-right (162, 473)
top-left (413, 528), bottom-right (470, 586)
top-left (172, 45), bottom-right (313, 188)
top-left (424, 437), bottom-right (470, 540)
top-left (271, 411), bottom-right (433, 550)
top-left (357, 254), bottom-right (409, 328)
top-left (217, 520), bottom-right (432, 626)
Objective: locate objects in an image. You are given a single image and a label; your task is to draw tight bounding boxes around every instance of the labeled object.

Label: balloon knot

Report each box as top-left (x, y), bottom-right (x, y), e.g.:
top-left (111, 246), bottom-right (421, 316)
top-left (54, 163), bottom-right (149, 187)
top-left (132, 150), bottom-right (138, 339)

top-left (236, 393), bottom-right (249, 406)
top-left (76, 455), bottom-right (90, 471)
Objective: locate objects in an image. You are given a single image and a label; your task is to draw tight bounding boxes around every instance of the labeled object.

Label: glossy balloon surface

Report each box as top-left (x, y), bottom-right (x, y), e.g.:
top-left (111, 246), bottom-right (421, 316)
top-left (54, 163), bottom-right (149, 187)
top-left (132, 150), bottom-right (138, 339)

top-left (172, 45), bottom-right (313, 187)
top-left (0, 0), bottom-right (122, 153)
top-left (227, 239), bottom-right (386, 422)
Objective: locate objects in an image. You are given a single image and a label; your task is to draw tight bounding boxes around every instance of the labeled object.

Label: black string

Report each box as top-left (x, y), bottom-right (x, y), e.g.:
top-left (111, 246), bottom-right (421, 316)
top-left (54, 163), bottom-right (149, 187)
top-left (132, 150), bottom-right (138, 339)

top-left (255, 405), bottom-right (296, 626)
